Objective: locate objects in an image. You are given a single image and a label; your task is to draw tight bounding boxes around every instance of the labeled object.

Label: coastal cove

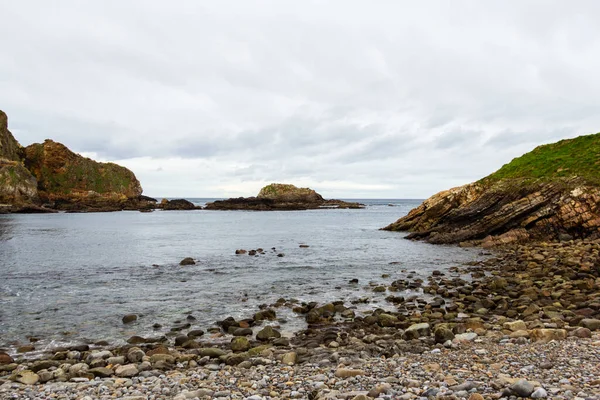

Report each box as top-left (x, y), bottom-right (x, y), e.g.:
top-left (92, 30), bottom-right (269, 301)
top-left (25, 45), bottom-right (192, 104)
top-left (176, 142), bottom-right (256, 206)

top-left (0, 200), bottom-right (484, 356)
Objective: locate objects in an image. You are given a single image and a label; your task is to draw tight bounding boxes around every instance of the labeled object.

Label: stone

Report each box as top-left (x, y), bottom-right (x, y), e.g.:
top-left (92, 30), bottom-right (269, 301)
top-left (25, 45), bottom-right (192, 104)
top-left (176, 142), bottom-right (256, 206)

top-left (281, 352), bottom-right (297, 365)
top-left (89, 367), bottom-right (113, 378)
top-left (580, 318), bottom-right (600, 331)
top-left (503, 320), bottom-right (527, 332)
top-left (122, 314), bottom-right (138, 324)
top-left (530, 329), bottom-right (567, 343)
top-left (12, 370), bottom-right (39, 385)
top-left (402, 323), bottom-right (430, 340)
top-left (179, 257), bottom-right (196, 266)
top-left (115, 363), bottom-right (139, 377)
top-left (199, 348), bottom-right (226, 358)
top-left (0, 352), bottom-right (14, 365)
top-left (127, 347), bottom-right (146, 363)
top-left (256, 326), bottom-right (282, 341)
top-left (468, 394), bottom-right (484, 400)
top-left (334, 368), bottom-right (366, 378)
top-left (233, 328), bottom-right (253, 336)
top-left (377, 313), bottom-right (398, 327)
top-left (572, 327), bottom-right (592, 338)
top-left (149, 354), bottom-right (175, 364)
top-left (231, 337), bottom-right (251, 352)
top-left (510, 379), bottom-right (535, 397)
top-left (434, 325), bottom-right (455, 343)
top-left (531, 388), bottom-right (548, 398)
top-left (453, 332), bottom-right (478, 342)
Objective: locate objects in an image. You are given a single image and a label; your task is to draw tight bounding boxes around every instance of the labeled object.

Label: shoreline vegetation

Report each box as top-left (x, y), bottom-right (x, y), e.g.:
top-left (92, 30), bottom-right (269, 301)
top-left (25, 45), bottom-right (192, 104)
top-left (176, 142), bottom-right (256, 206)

top-left (1, 112), bottom-right (599, 399)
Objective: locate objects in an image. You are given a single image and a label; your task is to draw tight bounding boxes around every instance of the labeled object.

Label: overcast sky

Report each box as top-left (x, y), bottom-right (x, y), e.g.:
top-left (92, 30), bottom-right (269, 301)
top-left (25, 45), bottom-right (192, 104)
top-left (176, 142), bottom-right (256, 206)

top-left (1, 1), bottom-right (599, 198)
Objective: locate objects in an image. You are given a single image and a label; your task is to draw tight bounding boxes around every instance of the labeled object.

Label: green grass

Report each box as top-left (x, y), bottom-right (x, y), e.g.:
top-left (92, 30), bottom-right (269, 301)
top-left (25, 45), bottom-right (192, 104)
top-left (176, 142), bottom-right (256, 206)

top-left (481, 132), bottom-right (600, 186)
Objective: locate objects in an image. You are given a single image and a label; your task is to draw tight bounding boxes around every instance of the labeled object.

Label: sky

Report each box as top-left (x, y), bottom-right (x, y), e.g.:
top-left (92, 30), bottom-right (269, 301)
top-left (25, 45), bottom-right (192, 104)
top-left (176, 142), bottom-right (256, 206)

top-left (1, 1), bottom-right (600, 199)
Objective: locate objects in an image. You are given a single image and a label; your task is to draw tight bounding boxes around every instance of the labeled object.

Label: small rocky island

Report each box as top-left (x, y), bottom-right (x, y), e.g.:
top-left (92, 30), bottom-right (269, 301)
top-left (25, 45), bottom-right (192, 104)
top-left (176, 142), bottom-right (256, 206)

top-left (205, 183), bottom-right (364, 210)
top-left (384, 132), bottom-right (600, 247)
top-left (0, 110), bottom-right (155, 213)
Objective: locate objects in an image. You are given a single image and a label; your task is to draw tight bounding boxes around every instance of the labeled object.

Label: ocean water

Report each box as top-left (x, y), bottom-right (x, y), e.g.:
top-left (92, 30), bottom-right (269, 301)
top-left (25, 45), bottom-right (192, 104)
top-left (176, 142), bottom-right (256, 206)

top-left (0, 199), bottom-right (483, 355)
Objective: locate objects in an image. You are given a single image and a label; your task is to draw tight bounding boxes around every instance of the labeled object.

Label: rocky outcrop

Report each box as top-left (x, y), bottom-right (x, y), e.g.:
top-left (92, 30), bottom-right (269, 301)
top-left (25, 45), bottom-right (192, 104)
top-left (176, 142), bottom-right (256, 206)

top-left (158, 198), bottom-right (199, 210)
top-left (383, 133), bottom-right (600, 246)
top-left (0, 111), bottom-right (40, 210)
top-left (205, 183), bottom-right (364, 211)
top-left (23, 140), bottom-right (144, 211)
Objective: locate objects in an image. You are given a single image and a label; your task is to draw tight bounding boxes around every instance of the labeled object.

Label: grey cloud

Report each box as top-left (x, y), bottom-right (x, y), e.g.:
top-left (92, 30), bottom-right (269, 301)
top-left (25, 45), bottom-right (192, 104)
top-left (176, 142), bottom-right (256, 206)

top-left (1, 0), bottom-right (600, 198)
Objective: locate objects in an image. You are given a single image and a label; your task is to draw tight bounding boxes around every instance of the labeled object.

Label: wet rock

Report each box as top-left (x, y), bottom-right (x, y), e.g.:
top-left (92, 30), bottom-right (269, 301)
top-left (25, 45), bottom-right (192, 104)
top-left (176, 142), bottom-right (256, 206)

top-left (233, 328), bottom-right (253, 336)
top-left (30, 360), bottom-right (60, 372)
top-left (17, 345), bottom-right (35, 353)
top-left (122, 314), bottom-right (138, 324)
top-left (187, 329), bottom-right (205, 338)
top-left (503, 320), bottom-right (527, 332)
top-left (127, 335), bottom-right (146, 344)
top-left (179, 257), bottom-right (195, 266)
top-left (254, 309), bottom-right (276, 321)
top-left (89, 367), bottom-right (113, 378)
top-left (0, 352), bottom-right (14, 365)
top-left (572, 327), bottom-right (592, 338)
top-left (256, 326), bottom-right (282, 341)
top-left (235, 249), bottom-right (247, 255)
top-left (377, 313), bottom-right (398, 327)
top-left (231, 337), bottom-right (251, 352)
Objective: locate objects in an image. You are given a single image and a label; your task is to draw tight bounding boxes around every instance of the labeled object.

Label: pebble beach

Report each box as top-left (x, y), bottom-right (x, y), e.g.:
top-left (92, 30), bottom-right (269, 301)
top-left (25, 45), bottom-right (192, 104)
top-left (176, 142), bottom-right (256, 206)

top-left (1, 239), bottom-right (600, 399)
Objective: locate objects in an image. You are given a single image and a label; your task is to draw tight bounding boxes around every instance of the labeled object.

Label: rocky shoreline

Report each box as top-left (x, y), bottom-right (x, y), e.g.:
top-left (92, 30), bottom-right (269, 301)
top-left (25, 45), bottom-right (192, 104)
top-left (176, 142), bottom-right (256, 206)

top-left (1, 239), bottom-right (599, 399)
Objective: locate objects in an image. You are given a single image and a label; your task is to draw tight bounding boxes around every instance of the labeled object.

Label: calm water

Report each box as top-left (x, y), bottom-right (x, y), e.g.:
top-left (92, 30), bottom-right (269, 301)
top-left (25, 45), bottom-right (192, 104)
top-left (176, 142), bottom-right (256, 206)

top-left (0, 199), bottom-right (482, 355)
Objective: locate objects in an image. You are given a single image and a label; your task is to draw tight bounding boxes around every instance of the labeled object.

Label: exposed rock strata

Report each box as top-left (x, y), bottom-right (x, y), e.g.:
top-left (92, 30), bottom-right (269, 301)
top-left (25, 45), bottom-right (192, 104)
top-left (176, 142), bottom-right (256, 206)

top-left (205, 183), bottom-right (364, 210)
top-left (384, 133), bottom-right (600, 245)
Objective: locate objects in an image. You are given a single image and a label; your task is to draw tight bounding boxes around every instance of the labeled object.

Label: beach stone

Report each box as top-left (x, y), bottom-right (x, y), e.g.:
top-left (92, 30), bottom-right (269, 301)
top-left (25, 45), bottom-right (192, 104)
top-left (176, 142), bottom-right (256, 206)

top-left (504, 320), bottom-right (527, 331)
top-left (531, 388), bottom-right (548, 398)
top-left (256, 326), bottom-right (281, 341)
top-left (89, 367), bottom-right (113, 378)
top-left (12, 370), bottom-right (39, 385)
top-left (127, 347), bottom-right (146, 363)
top-left (231, 337), bottom-right (251, 352)
top-left (233, 328), bottom-right (253, 336)
top-left (368, 383), bottom-right (392, 397)
top-left (0, 353), bottom-right (14, 365)
top-left (335, 368), bottom-right (366, 378)
top-left (454, 332), bottom-right (477, 342)
top-left (107, 356), bottom-right (126, 365)
top-left (530, 329), bottom-right (567, 343)
top-left (468, 394), bottom-right (484, 400)
top-left (377, 313), bottom-right (398, 327)
top-left (580, 318), bottom-right (600, 331)
top-left (30, 360), bottom-right (60, 372)
top-left (572, 327), bottom-right (592, 338)
top-left (37, 370), bottom-right (54, 383)
top-left (187, 329), bottom-right (205, 338)
top-left (199, 348), bottom-right (226, 358)
top-left (510, 379), bottom-right (535, 397)
top-left (179, 257), bottom-right (195, 266)
top-left (69, 363), bottom-right (89, 375)
top-left (281, 352), bottom-right (297, 365)
top-left (17, 345), bottom-right (35, 353)
top-left (434, 325), bottom-right (455, 343)
top-left (403, 323), bottom-right (430, 340)
top-left (115, 364), bottom-right (139, 377)
top-left (87, 350), bottom-right (113, 362)
top-left (149, 354), bottom-right (175, 364)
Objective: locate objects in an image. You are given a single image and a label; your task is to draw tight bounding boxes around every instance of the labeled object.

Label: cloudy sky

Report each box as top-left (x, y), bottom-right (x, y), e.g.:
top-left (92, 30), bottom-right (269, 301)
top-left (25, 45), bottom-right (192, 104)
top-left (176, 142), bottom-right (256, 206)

top-left (1, 1), bottom-right (599, 198)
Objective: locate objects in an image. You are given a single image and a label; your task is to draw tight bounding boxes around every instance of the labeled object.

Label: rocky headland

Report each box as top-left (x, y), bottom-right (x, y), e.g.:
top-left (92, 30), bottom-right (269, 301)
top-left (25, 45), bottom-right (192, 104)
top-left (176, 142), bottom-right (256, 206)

top-left (205, 184), bottom-right (364, 211)
top-left (0, 110), bottom-right (155, 213)
top-left (383, 133), bottom-right (600, 247)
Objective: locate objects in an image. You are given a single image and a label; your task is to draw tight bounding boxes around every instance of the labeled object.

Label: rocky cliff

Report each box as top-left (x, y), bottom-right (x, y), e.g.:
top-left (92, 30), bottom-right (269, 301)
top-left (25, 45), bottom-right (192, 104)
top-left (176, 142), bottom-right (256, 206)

top-left (383, 133), bottom-right (600, 246)
top-left (23, 140), bottom-right (145, 211)
top-left (205, 183), bottom-right (364, 210)
top-left (0, 111), bottom-right (40, 209)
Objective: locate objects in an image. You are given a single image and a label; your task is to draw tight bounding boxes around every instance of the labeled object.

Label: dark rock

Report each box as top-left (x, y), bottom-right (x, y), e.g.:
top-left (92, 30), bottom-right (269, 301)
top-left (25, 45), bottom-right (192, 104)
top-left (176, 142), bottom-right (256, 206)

top-left (122, 314), bottom-right (138, 324)
top-left (179, 257), bottom-right (196, 266)
top-left (256, 326), bottom-right (281, 341)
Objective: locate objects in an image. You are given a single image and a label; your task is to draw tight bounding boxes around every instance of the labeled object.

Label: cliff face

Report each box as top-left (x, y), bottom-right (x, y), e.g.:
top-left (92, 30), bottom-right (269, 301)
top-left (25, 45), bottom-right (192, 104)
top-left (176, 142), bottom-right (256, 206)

top-left (23, 140), bottom-right (143, 210)
top-left (384, 133), bottom-right (600, 246)
top-left (205, 183), bottom-right (364, 210)
top-left (0, 111), bottom-right (39, 207)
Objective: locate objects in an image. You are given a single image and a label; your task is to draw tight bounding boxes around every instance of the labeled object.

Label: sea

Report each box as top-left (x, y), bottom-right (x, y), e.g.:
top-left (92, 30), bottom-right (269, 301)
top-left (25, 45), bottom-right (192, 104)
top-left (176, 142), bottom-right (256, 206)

top-left (0, 199), bottom-right (484, 356)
